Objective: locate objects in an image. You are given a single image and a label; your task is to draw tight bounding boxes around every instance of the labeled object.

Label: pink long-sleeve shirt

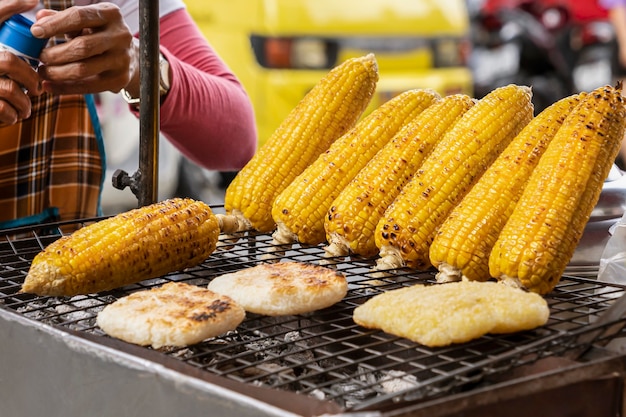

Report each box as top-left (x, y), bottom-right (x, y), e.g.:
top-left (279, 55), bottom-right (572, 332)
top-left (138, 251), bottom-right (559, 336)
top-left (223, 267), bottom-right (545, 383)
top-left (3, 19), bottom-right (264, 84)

top-left (139, 8), bottom-right (258, 171)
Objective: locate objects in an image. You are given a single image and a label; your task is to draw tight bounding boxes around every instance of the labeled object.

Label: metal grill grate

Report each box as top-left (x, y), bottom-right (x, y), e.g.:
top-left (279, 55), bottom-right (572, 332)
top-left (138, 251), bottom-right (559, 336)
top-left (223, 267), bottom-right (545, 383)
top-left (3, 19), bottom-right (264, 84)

top-left (1, 213), bottom-right (625, 412)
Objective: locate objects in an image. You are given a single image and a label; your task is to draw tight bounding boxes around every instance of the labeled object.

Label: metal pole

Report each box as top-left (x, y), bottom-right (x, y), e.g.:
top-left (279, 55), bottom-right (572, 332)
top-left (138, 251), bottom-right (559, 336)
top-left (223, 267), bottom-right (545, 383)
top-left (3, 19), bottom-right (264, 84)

top-left (137, 0), bottom-right (160, 206)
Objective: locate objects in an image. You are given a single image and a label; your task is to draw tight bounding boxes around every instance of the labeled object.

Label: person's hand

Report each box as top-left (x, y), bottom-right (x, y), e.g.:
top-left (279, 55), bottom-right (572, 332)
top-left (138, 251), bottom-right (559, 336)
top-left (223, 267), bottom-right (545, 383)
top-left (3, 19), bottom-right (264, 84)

top-left (0, 0), bottom-right (38, 22)
top-left (0, 51), bottom-right (43, 125)
top-left (0, 0), bottom-right (42, 125)
top-left (31, 3), bottom-right (139, 95)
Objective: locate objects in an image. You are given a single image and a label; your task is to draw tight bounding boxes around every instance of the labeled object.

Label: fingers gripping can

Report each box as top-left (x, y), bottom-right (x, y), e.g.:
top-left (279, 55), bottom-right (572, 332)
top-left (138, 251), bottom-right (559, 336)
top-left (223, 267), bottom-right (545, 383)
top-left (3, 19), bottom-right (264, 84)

top-left (0, 15), bottom-right (49, 67)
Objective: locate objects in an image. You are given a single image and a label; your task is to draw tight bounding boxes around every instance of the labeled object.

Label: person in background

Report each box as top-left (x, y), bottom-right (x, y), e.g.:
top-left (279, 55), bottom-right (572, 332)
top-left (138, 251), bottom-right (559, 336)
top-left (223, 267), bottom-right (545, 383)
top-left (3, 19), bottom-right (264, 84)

top-left (0, 0), bottom-right (257, 228)
top-left (600, 0), bottom-right (626, 68)
top-left (599, 0), bottom-right (626, 167)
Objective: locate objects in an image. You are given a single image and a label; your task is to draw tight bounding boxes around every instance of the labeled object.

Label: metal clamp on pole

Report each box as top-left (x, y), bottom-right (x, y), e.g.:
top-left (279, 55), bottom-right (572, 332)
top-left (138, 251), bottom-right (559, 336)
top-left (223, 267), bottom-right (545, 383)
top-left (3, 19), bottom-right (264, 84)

top-left (111, 0), bottom-right (160, 207)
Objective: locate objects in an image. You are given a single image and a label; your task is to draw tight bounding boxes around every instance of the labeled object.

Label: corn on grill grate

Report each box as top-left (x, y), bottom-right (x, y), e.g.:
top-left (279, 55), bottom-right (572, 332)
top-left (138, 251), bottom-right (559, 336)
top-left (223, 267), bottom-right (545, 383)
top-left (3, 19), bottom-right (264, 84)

top-left (0, 212), bottom-right (625, 412)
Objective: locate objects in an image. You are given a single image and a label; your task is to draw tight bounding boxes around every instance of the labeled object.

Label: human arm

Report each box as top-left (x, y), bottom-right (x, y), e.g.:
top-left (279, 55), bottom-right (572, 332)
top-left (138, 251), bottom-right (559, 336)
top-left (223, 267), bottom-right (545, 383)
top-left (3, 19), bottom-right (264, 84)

top-left (601, 0), bottom-right (626, 68)
top-left (131, 9), bottom-right (258, 170)
top-left (31, 4), bottom-right (257, 171)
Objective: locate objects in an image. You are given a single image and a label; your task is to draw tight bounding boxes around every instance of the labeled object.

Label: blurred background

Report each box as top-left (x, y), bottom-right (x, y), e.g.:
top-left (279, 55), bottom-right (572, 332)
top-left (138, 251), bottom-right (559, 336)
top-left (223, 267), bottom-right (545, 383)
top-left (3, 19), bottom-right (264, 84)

top-left (99, 0), bottom-right (619, 215)
top-left (469, 0), bottom-right (616, 113)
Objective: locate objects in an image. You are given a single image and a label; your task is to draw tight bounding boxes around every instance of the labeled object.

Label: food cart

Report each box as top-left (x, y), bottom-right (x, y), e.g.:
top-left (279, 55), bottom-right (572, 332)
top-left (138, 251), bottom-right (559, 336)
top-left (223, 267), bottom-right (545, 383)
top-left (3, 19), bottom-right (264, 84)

top-left (1, 2), bottom-right (626, 416)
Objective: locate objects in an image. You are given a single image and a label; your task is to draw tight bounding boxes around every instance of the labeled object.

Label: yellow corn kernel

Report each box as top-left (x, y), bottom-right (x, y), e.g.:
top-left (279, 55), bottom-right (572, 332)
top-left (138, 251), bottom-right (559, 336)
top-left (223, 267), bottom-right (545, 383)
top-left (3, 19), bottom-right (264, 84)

top-left (324, 94), bottom-right (475, 260)
top-left (375, 84), bottom-right (533, 271)
top-left (223, 54), bottom-right (379, 233)
top-left (430, 93), bottom-right (585, 283)
top-left (270, 88), bottom-right (440, 247)
top-left (21, 198), bottom-right (220, 296)
top-left (489, 84), bottom-right (626, 294)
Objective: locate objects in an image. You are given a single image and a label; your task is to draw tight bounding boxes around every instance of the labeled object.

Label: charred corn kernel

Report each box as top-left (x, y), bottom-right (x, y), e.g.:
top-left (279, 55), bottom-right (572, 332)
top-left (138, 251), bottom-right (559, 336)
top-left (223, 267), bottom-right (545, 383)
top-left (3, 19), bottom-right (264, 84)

top-left (430, 93), bottom-right (585, 283)
top-left (375, 84), bottom-right (533, 271)
top-left (21, 198), bottom-right (220, 296)
top-left (223, 54), bottom-right (379, 233)
top-left (324, 94), bottom-right (475, 260)
top-left (271, 88), bottom-right (440, 247)
top-left (489, 84), bottom-right (626, 294)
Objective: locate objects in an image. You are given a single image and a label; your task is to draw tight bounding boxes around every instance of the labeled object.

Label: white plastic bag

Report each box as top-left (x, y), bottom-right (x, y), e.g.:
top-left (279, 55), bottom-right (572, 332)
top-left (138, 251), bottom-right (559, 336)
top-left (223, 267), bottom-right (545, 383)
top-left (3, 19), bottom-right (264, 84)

top-left (597, 211), bottom-right (626, 353)
top-left (598, 212), bottom-right (626, 288)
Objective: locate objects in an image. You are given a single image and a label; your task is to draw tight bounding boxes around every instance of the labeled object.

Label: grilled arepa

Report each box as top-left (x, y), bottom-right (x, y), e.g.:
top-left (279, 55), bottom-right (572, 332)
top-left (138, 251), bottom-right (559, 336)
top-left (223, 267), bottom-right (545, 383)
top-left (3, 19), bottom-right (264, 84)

top-left (97, 282), bottom-right (245, 349)
top-left (353, 281), bottom-right (549, 347)
top-left (207, 262), bottom-right (348, 316)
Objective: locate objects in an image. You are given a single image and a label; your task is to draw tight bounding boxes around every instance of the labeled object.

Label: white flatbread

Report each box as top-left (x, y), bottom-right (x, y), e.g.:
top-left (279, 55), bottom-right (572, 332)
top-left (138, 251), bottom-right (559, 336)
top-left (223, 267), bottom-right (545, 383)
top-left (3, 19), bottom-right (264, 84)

top-left (353, 281), bottom-right (549, 347)
top-left (207, 262), bottom-right (348, 316)
top-left (97, 282), bottom-right (245, 349)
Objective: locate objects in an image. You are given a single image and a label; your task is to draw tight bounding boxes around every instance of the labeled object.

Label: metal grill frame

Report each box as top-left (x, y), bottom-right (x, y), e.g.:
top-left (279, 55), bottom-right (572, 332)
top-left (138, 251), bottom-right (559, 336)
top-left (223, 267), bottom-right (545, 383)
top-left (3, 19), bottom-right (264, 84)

top-left (1, 214), bottom-right (626, 415)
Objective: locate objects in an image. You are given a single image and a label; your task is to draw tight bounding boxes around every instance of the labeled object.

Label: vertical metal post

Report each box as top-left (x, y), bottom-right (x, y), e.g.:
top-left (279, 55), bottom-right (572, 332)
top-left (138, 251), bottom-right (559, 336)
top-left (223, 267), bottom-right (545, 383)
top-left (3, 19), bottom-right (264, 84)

top-left (137, 0), bottom-right (160, 206)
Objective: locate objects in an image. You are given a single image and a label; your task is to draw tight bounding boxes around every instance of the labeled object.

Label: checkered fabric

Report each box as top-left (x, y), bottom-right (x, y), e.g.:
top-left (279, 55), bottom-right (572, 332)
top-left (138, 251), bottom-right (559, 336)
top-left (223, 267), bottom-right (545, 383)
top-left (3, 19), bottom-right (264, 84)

top-left (0, 0), bottom-right (104, 228)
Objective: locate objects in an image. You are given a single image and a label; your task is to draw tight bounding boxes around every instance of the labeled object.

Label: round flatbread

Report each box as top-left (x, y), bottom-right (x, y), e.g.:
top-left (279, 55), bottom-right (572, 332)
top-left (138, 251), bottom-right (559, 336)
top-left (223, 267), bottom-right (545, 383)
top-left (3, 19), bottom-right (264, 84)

top-left (97, 282), bottom-right (245, 349)
top-left (353, 280), bottom-right (549, 347)
top-left (207, 262), bottom-right (348, 316)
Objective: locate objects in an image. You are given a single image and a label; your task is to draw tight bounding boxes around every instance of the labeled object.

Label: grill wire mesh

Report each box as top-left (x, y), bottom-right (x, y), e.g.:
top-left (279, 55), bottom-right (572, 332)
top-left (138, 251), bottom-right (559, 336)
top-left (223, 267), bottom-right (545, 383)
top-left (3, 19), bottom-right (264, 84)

top-left (1, 213), bottom-right (626, 412)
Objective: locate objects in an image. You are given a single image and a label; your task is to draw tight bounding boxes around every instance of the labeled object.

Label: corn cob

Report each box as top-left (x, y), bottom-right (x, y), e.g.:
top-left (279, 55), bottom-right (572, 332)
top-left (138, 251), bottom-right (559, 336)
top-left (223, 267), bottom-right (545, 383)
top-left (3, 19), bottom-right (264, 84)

top-left (374, 84), bottom-right (533, 271)
top-left (489, 84), bottom-right (626, 294)
top-left (323, 94), bottom-right (475, 260)
top-left (429, 93), bottom-right (585, 283)
top-left (223, 54), bottom-right (379, 234)
top-left (270, 88), bottom-right (440, 248)
top-left (21, 198), bottom-right (220, 296)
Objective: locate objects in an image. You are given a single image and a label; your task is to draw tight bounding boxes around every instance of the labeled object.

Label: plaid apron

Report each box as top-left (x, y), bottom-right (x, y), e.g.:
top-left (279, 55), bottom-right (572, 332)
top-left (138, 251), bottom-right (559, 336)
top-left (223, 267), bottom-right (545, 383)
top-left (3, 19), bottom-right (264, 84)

top-left (0, 0), bottom-right (105, 229)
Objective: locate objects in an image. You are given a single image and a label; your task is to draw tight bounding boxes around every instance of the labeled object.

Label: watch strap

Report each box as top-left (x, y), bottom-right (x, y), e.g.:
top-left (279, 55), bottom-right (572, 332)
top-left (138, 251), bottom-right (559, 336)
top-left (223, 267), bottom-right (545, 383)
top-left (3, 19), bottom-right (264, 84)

top-left (121, 52), bottom-right (170, 106)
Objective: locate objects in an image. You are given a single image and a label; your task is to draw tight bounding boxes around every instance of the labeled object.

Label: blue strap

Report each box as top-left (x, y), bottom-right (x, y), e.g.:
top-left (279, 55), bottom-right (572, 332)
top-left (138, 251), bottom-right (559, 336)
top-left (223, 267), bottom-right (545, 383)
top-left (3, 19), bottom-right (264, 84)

top-left (84, 93), bottom-right (106, 217)
top-left (0, 207), bottom-right (59, 230)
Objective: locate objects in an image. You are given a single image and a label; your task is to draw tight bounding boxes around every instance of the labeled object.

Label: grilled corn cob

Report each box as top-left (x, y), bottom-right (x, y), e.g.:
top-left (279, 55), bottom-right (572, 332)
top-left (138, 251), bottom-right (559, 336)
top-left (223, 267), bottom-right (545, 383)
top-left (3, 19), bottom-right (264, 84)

top-left (324, 94), bottom-right (475, 260)
top-left (375, 84), bottom-right (533, 271)
top-left (429, 93), bottom-right (585, 283)
top-left (270, 89), bottom-right (440, 248)
top-left (21, 198), bottom-right (220, 296)
top-left (223, 54), bottom-right (379, 234)
top-left (489, 84), bottom-right (626, 294)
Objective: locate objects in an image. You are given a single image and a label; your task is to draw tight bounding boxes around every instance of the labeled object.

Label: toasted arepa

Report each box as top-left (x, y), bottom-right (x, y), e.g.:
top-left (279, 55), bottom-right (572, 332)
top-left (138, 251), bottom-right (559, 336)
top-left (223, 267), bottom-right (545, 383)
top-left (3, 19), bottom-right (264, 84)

top-left (353, 280), bottom-right (549, 347)
top-left (207, 262), bottom-right (348, 316)
top-left (97, 282), bottom-right (245, 349)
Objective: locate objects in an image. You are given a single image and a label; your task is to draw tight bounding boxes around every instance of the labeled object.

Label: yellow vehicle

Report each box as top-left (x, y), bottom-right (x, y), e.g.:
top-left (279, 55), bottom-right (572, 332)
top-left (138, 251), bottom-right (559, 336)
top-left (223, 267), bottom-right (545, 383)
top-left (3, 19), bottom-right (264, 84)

top-left (186, 0), bottom-right (473, 148)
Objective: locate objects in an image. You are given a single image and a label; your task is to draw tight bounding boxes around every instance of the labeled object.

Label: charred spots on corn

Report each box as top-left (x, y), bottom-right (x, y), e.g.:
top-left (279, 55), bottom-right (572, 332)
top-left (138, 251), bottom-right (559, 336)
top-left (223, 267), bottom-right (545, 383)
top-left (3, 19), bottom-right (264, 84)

top-left (399, 242), bottom-right (412, 255)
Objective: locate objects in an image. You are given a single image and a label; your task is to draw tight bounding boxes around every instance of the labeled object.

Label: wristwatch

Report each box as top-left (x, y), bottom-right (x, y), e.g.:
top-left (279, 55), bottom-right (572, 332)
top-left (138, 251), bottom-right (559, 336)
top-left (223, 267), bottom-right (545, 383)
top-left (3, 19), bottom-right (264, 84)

top-left (121, 52), bottom-right (171, 106)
